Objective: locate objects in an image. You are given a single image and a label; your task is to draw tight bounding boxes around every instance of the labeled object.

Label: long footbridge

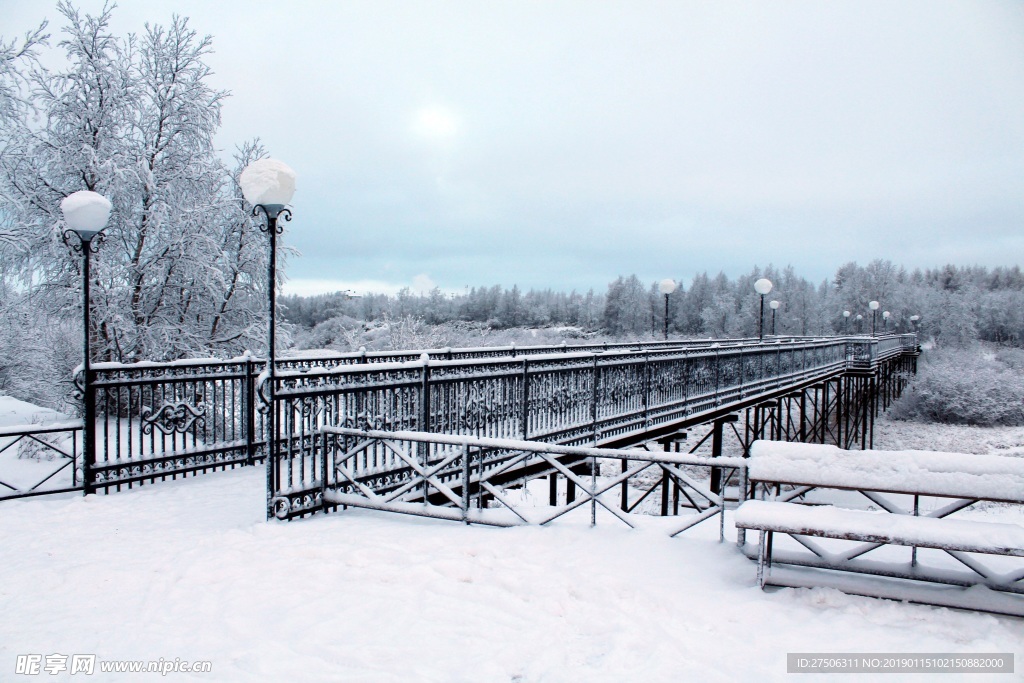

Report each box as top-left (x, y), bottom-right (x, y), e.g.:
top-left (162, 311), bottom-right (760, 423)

top-left (2, 334), bottom-right (919, 528)
top-left (263, 334), bottom-right (919, 520)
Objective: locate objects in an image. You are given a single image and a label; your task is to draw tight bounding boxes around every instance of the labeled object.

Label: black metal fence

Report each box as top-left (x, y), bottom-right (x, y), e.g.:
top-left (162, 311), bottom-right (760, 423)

top-left (83, 355), bottom-right (266, 492)
top-left (267, 335), bottom-right (918, 518)
top-left (0, 334), bottom-right (918, 504)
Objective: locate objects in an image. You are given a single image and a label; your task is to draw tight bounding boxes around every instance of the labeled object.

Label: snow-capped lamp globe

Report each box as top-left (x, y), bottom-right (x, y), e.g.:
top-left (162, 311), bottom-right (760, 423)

top-left (753, 278), bottom-right (773, 341)
top-left (240, 158), bottom-right (296, 222)
top-left (658, 279), bottom-right (677, 340)
top-left (61, 190), bottom-right (112, 243)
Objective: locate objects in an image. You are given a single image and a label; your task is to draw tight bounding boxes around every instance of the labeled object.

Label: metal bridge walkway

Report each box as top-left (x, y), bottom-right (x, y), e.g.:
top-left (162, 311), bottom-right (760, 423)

top-left (266, 334), bottom-right (919, 520)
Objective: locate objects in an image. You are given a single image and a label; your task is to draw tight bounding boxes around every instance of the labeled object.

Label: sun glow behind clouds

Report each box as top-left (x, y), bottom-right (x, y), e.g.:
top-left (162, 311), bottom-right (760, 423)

top-left (413, 105), bottom-right (458, 139)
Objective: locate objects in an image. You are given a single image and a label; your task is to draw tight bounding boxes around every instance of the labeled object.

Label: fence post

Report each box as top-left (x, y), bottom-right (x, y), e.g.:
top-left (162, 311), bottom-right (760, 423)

top-left (461, 444), bottom-right (471, 523)
top-left (244, 354), bottom-right (256, 466)
top-left (321, 429), bottom-right (329, 513)
top-left (520, 358), bottom-right (530, 439)
top-left (591, 353), bottom-right (599, 526)
top-left (714, 347), bottom-right (720, 405)
top-left (419, 355), bottom-right (431, 501)
top-left (591, 354), bottom-right (599, 444)
top-left (642, 351), bottom-right (650, 426)
top-left (739, 349), bottom-right (745, 398)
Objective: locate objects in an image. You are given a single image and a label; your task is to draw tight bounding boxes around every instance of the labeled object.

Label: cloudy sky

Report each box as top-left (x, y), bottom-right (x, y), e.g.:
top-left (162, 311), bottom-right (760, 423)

top-left (7, 1), bottom-right (1024, 295)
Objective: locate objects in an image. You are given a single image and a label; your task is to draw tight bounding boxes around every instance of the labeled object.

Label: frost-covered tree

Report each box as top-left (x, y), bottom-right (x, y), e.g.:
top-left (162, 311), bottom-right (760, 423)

top-left (0, 3), bottom-right (274, 407)
top-left (603, 275), bottom-right (652, 336)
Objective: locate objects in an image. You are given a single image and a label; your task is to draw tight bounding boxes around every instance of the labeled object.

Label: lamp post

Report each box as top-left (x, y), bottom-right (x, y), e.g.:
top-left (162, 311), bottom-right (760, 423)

top-left (754, 278), bottom-right (773, 341)
top-left (769, 300), bottom-right (780, 336)
top-left (658, 278), bottom-right (677, 341)
top-left (856, 314), bottom-right (863, 334)
top-left (909, 314), bottom-right (920, 333)
top-left (868, 300), bottom-right (880, 336)
top-left (240, 159), bottom-right (296, 504)
top-left (843, 310), bottom-right (851, 334)
top-left (61, 190), bottom-right (112, 495)
top-left (882, 310), bottom-right (890, 334)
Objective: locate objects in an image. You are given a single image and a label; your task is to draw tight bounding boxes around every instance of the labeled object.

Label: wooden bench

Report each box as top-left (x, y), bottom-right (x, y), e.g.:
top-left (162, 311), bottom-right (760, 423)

top-left (733, 440), bottom-right (1024, 617)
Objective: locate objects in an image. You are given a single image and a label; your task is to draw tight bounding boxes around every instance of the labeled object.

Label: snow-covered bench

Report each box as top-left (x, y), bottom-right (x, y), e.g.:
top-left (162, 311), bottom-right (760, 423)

top-left (733, 441), bottom-right (1024, 617)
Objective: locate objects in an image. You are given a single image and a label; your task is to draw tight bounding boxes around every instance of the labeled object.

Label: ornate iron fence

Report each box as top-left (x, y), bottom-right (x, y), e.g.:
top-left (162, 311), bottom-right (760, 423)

top-left (0, 333), bottom-right (917, 503)
top-left (81, 355), bottom-right (265, 493)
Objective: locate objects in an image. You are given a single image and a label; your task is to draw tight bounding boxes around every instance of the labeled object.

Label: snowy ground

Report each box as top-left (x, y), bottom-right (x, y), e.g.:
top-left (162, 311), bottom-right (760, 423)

top-left (3, 442), bottom-right (1023, 681)
top-left (875, 417), bottom-right (1024, 456)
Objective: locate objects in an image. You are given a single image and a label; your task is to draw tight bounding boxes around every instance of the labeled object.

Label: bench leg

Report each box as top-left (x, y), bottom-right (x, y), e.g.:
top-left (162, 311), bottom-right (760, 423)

top-left (911, 494), bottom-right (919, 568)
top-left (756, 530), bottom-right (767, 588)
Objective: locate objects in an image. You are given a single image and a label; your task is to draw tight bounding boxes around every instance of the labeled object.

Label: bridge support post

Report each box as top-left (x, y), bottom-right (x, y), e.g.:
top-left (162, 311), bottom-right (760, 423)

top-left (709, 415), bottom-right (738, 495)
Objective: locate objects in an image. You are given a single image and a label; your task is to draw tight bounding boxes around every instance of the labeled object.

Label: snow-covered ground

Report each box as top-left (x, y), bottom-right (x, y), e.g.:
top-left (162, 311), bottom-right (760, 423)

top-left (875, 417), bottom-right (1024, 456)
top-left (0, 396), bottom-right (69, 428)
top-left (3, 443), bottom-right (1023, 681)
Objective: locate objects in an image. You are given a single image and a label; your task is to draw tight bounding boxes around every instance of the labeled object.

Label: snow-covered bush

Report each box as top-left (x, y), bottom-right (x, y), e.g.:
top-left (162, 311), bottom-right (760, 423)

top-left (891, 345), bottom-right (1024, 426)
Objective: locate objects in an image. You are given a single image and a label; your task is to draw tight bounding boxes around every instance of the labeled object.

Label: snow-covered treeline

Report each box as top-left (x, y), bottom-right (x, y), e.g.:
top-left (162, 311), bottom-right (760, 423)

top-left (0, 4), bottom-right (279, 409)
top-left (284, 260), bottom-right (1024, 351)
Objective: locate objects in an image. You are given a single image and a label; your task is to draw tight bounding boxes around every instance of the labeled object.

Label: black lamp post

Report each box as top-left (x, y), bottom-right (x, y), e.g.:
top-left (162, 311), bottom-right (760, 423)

top-left (843, 310), bottom-right (851, 334)
top-left (769, 299), bottom-right (780, 336)
top-left (659, 278), bottom-right (677, 341)
top-left (868, 300), bottom-right (879, 336)
top-left (754, 278), bottom-right (773, 341)
top-left (856, 314), bottom-right (863, 333)
top-left (882, 310), bottom-right (890, 334)
top-left (240, 159), bottom-right (296, 514)
top-left (60, 190), bottom-right (112, 495)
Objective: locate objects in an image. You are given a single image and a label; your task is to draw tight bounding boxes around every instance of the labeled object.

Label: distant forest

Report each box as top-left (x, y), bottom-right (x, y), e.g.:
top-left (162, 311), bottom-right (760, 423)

top-left (281, 260), bottom-right (1024, 352)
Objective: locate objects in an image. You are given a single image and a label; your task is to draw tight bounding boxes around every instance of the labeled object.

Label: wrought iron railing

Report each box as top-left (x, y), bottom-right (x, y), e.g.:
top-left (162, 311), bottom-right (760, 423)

top-left (266, 335), bottom-right (917, 517)
top-left (82, 354), bottom-right (265, 492)
top-left (0, 333), bottom-right (916, 501)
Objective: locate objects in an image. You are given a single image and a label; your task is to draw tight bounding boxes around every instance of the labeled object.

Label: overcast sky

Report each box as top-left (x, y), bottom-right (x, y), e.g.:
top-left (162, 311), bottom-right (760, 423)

top-left (7, 0), bottom-right (1024, 295)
